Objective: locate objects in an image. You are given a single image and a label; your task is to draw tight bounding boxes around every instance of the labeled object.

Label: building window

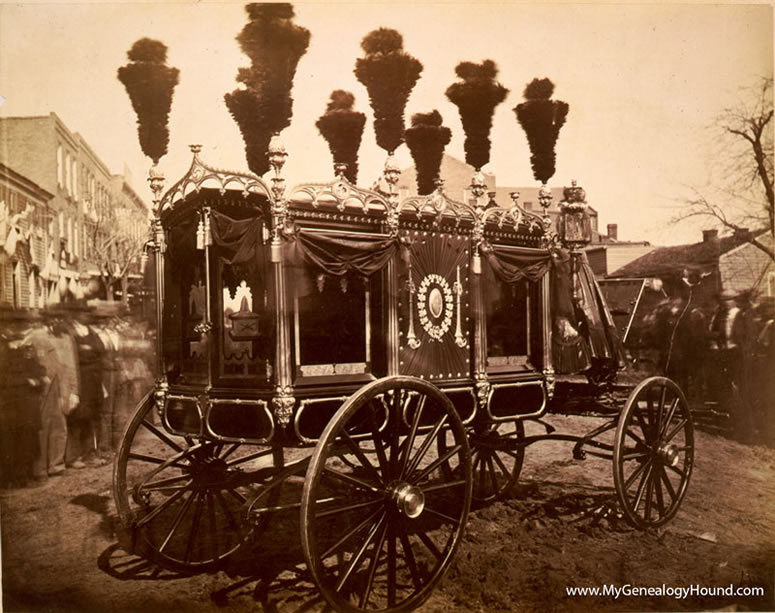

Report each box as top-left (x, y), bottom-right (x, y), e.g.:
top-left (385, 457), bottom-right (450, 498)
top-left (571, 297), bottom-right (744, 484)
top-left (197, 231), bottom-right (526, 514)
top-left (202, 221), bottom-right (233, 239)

top-left (72, 159), bottom-right (78, 200)
top-left (74, 221), bottom-right (79, 257)
top-left (12, 260), bottom-right (20, 309)
top-left (767, 271), bottom-right (775, 297)
top-left (57, 146), bottom-right (64, 187)
top-left (65, 153), bottom-right (72, 195)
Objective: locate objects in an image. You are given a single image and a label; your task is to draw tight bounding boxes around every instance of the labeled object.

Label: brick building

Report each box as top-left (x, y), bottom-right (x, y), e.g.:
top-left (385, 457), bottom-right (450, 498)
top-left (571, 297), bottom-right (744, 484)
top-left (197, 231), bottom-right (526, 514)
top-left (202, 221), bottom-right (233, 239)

top-left (0, 113), bottom-right (148, 305)
top-left (0, 164), bottom-right (54, 308)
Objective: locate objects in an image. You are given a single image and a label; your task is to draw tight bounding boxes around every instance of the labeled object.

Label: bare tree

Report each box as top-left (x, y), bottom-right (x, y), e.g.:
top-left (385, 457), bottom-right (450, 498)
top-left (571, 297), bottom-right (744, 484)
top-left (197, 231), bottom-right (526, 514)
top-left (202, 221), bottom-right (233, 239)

top-left (677, 77), bottom-right (774, 260)
top-left (87, 219), bottom-right (143, 305)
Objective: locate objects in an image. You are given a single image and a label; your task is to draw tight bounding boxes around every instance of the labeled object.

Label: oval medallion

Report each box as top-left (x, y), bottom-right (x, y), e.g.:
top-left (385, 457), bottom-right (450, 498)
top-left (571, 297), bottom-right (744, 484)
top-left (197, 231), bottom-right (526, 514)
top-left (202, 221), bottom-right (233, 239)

top-left (428, 287), bottom-right (444, 319)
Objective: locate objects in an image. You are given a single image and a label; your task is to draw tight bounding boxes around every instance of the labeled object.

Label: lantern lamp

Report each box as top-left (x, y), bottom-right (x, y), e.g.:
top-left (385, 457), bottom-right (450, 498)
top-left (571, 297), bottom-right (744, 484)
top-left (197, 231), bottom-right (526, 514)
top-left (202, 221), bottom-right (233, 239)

top-left (558, 180), bottom-right (592, 249)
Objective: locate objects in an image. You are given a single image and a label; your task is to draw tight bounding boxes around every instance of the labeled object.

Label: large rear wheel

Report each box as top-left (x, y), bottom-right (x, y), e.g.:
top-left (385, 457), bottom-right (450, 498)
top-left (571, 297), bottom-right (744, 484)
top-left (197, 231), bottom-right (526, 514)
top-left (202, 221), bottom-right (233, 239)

top-left (301, 377), bottom-right (472, 612)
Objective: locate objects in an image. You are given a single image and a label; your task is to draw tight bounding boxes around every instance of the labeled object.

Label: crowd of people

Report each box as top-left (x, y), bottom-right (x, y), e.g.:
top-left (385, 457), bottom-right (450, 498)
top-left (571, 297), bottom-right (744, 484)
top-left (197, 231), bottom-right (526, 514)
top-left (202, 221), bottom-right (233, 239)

top-left (643, 292), bottom-right (775, 445)
top-left (0, 304), bottom-right (154, 489)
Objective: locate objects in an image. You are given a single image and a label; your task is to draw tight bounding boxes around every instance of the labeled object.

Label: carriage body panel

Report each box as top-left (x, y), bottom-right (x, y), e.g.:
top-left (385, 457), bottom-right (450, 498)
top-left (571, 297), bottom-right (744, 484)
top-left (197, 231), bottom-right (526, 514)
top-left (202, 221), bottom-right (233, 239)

top-left (150, 155), bottom-right (554, 445)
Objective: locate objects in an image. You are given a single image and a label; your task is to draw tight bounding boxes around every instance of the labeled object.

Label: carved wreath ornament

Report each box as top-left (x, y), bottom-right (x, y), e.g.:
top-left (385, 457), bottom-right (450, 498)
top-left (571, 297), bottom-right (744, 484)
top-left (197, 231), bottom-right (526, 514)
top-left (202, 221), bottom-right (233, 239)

top-left (417, 274), bottom-right (454, 341)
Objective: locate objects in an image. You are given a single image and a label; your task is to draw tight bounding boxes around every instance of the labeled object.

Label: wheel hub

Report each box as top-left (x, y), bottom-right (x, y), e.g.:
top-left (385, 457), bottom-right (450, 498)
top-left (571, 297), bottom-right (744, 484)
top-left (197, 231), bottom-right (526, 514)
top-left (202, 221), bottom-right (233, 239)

top-left (657, 442), bottom-right (680, 467)
top-left (189, 456), bottom-right (231, 488)
top-left (394, 483), bottom-right (425, 519)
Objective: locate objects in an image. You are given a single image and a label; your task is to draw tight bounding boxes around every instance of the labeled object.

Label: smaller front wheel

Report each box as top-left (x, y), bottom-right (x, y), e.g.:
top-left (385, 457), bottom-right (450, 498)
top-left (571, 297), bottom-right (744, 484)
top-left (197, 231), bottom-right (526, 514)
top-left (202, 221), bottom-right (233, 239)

top-left (613, 377), bottom-right (694, 528)
top-left (113, 393), bottom-right (283, 572)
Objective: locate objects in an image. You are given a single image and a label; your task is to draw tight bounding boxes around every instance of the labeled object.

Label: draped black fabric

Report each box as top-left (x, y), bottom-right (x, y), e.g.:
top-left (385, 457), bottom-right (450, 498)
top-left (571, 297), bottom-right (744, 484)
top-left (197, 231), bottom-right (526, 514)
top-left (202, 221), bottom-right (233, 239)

top-left (291, 230), bottom-right (398, 278)
top-left (574, 251), bottom-right (627, 369)
top-left (550, 249), bottom-right (626, 376)
top-left (209, 210), bottom-right (265, 294)
top-left (483, 245), bottom-right (552, 284)
top-left (551, 249), bottom-right (592, 374)
top-left (209, 210), bottom-right (263, 266)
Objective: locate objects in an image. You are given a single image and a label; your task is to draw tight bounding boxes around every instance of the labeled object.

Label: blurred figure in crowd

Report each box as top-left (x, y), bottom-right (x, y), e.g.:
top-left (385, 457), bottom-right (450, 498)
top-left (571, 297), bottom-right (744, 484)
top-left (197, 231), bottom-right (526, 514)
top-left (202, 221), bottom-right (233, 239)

top-left (753, 296), bottom-right (775, 445)
top-left (91, 309), bottom-right (121, 458)
top-left (25, 311), bottom-right (79, 481)
top-left (66, 309), bottom-right (106, 468)
top-left (0, 310), bottom-right (46, 488)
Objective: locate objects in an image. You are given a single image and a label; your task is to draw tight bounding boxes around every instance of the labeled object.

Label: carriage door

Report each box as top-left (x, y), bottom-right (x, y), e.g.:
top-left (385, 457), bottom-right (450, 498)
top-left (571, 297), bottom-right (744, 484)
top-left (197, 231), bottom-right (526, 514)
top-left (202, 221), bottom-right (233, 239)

top-left (398, 230), bottom-right (470, 381)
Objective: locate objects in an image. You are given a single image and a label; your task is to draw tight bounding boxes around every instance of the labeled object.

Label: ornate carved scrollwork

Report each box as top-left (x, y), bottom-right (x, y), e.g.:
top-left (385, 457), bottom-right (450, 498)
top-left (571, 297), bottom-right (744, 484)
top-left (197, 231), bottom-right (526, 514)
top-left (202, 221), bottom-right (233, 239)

top-left (272, 387), bottom-right (296, 427)
top-left (453, 265), bottom-right (467, 348)
top-left (474, 372), bottom-right (491, 411)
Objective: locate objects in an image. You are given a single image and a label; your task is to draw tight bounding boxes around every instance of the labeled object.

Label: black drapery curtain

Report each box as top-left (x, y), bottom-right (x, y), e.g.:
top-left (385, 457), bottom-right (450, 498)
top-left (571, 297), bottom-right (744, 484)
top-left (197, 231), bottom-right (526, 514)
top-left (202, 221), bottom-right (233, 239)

top-left (551, 249), bottom-right (625, 375)
top-left (574, 251), bottom-right (627, 369)
top-left (209, 210), bottom-right (266, 294)
top-left (290, 230), bottom-right (399, 278)
top-left (484, 244), bottom-right (624, 376)
top-left (483, 245), bottom-right (552, 283)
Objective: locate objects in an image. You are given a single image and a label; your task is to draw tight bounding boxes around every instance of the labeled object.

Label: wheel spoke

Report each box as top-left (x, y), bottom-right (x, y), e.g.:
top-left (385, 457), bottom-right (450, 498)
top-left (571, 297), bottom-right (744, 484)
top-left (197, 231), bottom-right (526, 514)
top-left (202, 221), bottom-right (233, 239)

top-left (622, 456), bottom-right (652, 491)
top-left (663, 419), bottom-right (688, 444)
top-left (135, 488), bottom-right (188, 529)
top-left (322, 466), bottom-right (382, 493)
top-left (405, 414), bottom-right (449, 478)
top-left (660, 467), bottom-right (677, 501)
top-left (643, 473), bottom-right (654, 521)
top-left (225, 487), bottom-right (247, 504)
top-left (421, 479), bottom-right (467, 493)
top-left (359, 515), bottom-right (389, 608)
top-left (653, 465), bottom-right (666, 517)
top-left (225, 447), bottom-right (276, 468)
top-left (423, 505), bottom-right (461, 525)
top-left (631, 462), bottom-right (653, 511)
top-left (655, 384), bottom-right (668, 437)
top-left (387, 524), bottom-right (398, 606)
top-left (321, 506), bottom-right (384, 561)
top-left (491, 449), bottom-right (511, 481)
top-left (411, 442), bottom-right (461, 485)
top-left (625, 428), bottom-right (646, 447)
top-left (140, 419), bottom-right (186, 453)
top-left (485, 455), bottom-right (499, 495)
top-left (665, 463), bottom-right (688, 479)
top-left (635, 408), bottom-right (652, 442)
top-left (398, 525), bottom-right (422, 592)
top-left (416, 530), bottom-right (442, 561)
top-left (399, 395), bottom-right (427, 478)
top-left (141, 473), bottom-right (194, 492)
top-left (659, 397), bottom-right (680, 438)
top-left (315, 497), bottom-right (382, 519)
top-left (213, 489), bottom-right (241, 533)
top-left (158, 490), bottom-right (196, 552)
top-left (340, 429), bottom-right (384, 486)
top-left (220, 442), bottom-right (241, 461)
top-left (127, 452), bottom-right (188, 468)
top-left (370, 414), bottom-right (390, 476)
top-left (335, 512), bottom-right (386, 593)
top-left (621, 450), bottom-right (650, 462)
top-left (184, 492), bottom-right (206, 563)
top-left (206, 491), bottom-right (218, 561)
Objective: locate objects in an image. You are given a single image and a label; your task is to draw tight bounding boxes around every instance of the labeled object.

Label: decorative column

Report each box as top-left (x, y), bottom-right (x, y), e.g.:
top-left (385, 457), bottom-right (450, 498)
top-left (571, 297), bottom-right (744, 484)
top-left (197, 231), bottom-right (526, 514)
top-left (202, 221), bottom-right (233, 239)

top-left (267, 135), bottom-right (294, 428)
top-left (147, 164), bottom-right (168, 412)
top-left (383, 155), bottom-right (403, 375)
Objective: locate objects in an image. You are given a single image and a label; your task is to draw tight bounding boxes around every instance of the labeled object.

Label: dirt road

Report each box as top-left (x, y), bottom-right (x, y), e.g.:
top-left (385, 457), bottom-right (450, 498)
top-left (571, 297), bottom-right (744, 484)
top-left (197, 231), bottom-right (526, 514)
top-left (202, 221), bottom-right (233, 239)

top-left (2, 414), bottom-right (774, 612)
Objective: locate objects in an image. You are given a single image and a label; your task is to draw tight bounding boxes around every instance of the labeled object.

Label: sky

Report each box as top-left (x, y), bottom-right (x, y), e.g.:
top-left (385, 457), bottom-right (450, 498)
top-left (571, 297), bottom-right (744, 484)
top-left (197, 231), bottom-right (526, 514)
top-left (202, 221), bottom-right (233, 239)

top-left (0, 1), bottom-right (772, 246)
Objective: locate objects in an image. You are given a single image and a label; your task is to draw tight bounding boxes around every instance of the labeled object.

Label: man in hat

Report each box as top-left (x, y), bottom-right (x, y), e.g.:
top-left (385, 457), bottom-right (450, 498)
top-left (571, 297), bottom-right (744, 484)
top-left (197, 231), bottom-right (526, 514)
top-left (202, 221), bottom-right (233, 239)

top-left (0, 309), bottom-right (47, 487)
top-left (25, 310), bottom-right (78, 480)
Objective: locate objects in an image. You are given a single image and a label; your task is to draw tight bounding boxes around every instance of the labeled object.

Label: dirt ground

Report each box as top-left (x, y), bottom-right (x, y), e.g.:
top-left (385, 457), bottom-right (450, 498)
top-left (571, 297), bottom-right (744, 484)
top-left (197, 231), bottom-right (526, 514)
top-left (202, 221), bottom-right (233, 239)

top-left (2, 413), bottom-right (774, 613)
